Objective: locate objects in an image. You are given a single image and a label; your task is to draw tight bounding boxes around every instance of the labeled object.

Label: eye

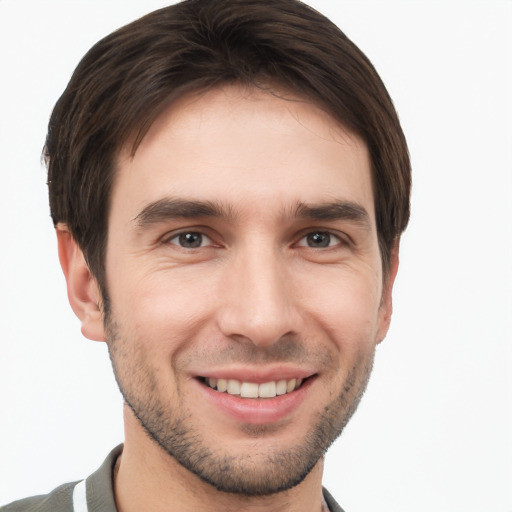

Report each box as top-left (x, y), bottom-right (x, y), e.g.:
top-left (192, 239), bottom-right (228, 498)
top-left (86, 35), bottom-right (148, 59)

top-left (167, 231), bottom-right (212, 249)
top-left (297, 231), bottom-right (342, 248)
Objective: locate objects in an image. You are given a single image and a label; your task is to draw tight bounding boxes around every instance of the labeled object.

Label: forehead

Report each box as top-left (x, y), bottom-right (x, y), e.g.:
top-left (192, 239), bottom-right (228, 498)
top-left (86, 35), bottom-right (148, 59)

top-left (113, 85), bottom-right (374, 223)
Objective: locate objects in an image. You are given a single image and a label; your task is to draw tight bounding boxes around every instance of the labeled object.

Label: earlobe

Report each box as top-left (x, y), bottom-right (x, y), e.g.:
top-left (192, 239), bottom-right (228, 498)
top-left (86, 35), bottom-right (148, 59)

top-left (56, 223), bottom-right (106, 342)
top-left (376, 240), bottom-right (400, 344)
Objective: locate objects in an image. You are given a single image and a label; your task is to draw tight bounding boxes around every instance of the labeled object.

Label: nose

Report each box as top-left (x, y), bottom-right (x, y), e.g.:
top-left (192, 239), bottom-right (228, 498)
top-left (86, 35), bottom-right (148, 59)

top-left (216, 247), bottom-right (303, 348)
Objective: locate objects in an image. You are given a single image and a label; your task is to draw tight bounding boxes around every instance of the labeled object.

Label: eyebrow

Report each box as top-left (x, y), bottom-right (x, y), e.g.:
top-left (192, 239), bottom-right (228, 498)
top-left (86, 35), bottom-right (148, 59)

top-left (133, 198), bottom-right (233, 228)
top-left (294, 200), bottom-right (372, 230)
top-left (133, 197), bottom-right (372, 231)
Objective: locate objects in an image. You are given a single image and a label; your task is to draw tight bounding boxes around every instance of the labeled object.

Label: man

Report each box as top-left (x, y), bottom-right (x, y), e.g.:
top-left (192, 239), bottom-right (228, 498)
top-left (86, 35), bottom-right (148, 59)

top-left (2, 0), bottom-right (410, 510)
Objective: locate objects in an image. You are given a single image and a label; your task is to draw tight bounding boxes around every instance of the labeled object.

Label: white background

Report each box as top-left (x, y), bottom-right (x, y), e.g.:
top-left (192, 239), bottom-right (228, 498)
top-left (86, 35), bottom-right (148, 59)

top-left (0, 1), bottom-right (511, 511)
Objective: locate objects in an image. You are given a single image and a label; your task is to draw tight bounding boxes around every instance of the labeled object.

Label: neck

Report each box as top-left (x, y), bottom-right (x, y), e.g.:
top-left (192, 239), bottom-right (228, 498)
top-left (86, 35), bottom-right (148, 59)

top-left (114, 407), bottom-right (328, 512)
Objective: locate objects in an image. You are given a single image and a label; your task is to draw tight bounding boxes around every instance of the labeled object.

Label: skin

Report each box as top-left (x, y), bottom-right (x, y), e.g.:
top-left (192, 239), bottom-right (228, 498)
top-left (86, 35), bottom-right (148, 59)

top-left (57, 85), bottom-right (399, 512)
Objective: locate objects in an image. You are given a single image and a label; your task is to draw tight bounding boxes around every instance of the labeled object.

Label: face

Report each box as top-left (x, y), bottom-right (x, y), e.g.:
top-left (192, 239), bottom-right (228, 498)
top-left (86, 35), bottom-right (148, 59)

top-left (102, 85), bottom-right (394, 495)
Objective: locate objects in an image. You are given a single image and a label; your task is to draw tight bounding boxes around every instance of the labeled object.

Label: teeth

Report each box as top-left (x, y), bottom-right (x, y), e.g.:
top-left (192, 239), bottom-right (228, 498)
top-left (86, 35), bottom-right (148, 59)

top-left (276, 379), bottom-right (287, 395)
top-left (258, 381), bottom-right (276, 398)
top-left (206, 377), bottom-right (304, 398)
top-left (240, 382), bottom-right (259, 398)
top-left (286, 378), bottom-right (297, 393)
top-left (227, 379), bottom-right (241, 395)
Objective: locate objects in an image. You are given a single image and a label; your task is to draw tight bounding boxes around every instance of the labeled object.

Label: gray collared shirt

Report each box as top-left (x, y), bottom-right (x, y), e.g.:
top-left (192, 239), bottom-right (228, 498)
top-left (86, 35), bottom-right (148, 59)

top-left (1, 445), bottom-right (345, 512)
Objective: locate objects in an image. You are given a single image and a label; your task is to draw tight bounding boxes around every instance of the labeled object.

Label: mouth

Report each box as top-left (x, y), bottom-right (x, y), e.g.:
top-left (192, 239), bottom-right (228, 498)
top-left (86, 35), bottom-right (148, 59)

top-left (196, 372), bottom-right (316, 424)
top-left (199, 376), bottom-right (309, 399)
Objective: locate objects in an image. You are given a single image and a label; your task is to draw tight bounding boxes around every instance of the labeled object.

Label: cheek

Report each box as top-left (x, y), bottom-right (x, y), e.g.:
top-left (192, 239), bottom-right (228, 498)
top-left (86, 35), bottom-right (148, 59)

top-left (109, 266), bottom-right (220, 353)
top-left (299, 266), bottom-right (383, 350)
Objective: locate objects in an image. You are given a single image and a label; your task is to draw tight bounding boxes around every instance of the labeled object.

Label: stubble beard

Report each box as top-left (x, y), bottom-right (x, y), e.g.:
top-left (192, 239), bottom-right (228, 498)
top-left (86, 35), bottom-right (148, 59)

top-left (105, 315), bottom-right (375, 497)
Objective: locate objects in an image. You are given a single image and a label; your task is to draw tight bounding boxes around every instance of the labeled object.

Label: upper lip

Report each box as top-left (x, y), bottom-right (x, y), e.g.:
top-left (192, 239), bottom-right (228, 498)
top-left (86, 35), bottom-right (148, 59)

top-left (192, 365), bottom-right (316, 384)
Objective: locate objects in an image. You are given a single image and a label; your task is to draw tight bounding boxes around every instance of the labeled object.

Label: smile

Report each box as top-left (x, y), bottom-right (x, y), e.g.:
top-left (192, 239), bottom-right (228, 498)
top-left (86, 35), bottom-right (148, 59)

top-left (202, 377), bottom-right (305, 398)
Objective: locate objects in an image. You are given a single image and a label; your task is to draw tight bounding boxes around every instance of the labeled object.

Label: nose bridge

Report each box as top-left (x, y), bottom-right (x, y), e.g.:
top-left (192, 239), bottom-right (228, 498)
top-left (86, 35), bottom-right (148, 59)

top-left (217, 242), bottom-right (300, 346)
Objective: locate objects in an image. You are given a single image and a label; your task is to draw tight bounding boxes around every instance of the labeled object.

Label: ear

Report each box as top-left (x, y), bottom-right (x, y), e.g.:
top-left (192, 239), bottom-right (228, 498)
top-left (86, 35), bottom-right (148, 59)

top-left (376, 240), bottom-right (400, 344)
top-left (56, 223), bottom-right (106, 342)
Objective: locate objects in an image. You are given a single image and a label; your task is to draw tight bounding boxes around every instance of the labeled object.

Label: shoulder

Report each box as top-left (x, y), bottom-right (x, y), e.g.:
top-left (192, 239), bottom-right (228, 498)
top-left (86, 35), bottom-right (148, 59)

top-left (1, 445), bottom-right (122, 512)
top-left (0, 482), bottom-right (77, 512)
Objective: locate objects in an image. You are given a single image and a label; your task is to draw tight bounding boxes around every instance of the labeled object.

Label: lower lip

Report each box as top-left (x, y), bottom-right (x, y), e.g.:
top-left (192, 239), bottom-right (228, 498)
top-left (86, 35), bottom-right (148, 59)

top-left (196, 377), bottom-right (314, 425)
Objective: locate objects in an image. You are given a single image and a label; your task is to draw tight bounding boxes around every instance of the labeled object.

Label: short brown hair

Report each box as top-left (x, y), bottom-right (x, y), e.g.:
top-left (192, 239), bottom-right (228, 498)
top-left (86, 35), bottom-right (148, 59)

top-left (45, 0), bottom-right (411, 291)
